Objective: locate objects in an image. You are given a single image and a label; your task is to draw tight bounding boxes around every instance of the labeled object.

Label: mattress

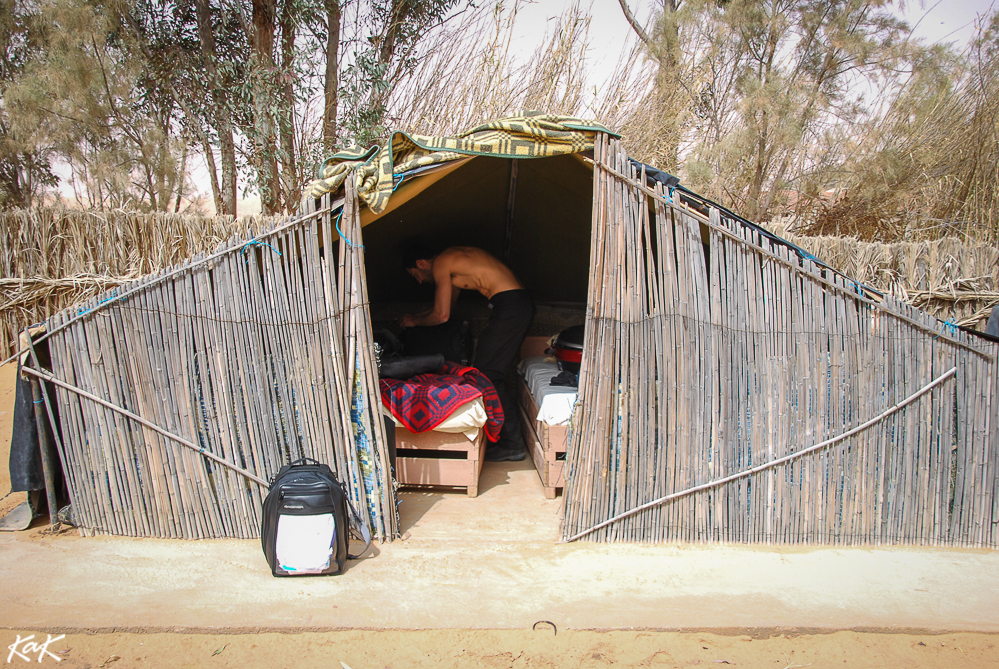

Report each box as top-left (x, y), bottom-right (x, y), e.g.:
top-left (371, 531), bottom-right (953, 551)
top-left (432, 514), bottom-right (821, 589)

top-left (383, 397), bottom-right (487, 441)
top-left (517, 356), bottom-right (578, 426)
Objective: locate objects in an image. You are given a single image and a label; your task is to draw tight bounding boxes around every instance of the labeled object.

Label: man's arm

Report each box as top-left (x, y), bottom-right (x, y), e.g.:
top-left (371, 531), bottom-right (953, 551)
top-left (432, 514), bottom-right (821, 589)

top-left (403, 258), bottom-right (455, 327)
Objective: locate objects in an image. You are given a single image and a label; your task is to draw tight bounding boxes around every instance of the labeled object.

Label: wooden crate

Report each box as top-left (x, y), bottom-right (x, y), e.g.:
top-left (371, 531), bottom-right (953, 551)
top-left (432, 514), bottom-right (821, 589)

top-left (395, 427), bottom-right (487, 497)
top-left (518, 378), bottom-right (568, 499)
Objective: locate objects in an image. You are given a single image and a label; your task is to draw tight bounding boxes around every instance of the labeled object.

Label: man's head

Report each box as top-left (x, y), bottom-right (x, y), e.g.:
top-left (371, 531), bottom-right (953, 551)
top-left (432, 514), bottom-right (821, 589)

top-left (402, 241), bottom-right (435, 284)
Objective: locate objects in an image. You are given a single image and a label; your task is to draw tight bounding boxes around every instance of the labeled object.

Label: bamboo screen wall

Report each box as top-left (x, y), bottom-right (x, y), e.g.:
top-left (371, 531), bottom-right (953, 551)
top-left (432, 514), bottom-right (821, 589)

top-left (563, 136), bottom-right (999, 547)
top-left (37, 177), bottom-right (396, 540)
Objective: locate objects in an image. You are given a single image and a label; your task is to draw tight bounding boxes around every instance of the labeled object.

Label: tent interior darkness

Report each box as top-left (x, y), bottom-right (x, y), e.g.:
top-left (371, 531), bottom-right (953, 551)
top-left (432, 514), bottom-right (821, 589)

top-left (360, 153), bottom-right (596, 338)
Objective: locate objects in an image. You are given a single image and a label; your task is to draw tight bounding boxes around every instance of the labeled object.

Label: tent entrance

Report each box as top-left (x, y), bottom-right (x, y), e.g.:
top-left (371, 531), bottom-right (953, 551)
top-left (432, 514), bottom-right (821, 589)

top-left (360, 153), bottom-right (595, 510)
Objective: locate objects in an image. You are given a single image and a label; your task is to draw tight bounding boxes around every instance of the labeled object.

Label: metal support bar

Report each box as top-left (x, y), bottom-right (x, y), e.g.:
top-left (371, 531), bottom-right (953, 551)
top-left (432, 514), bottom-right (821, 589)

top-left (28, 376), bottom-right (59, 528)
top-left (19, 364), bottom-right (268, 489)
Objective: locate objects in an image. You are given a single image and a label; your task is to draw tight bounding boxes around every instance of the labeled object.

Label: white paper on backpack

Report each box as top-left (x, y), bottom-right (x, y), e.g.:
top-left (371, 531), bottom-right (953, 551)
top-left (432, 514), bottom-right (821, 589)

top-left (275, 513), bottom-right (336, 574)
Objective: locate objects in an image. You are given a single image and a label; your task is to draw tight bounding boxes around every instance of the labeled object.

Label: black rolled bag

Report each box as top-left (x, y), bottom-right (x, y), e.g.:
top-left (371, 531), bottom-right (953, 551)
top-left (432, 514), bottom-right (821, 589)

top-left (378, 353), bottom-right (445, 380)
top-left (261, 459), bottom-right (372, 576)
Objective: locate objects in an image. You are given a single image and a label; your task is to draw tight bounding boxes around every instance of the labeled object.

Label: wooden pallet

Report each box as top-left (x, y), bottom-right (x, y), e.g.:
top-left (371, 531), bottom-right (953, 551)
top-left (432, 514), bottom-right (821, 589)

top-left (394, 427), bottom-right (487, 497)
top-left (518, 378), bottom-right (568, 499)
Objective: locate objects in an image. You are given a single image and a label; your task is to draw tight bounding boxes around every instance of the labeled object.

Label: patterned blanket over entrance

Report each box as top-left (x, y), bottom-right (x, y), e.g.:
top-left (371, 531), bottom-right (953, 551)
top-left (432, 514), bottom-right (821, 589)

top-left (305, 112), bottom-right (614, 215)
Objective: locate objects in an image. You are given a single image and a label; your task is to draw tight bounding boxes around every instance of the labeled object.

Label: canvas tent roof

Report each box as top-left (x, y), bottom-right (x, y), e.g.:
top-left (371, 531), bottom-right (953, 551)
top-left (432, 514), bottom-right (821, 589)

top-left (305, 112), bottom-right (614, 215)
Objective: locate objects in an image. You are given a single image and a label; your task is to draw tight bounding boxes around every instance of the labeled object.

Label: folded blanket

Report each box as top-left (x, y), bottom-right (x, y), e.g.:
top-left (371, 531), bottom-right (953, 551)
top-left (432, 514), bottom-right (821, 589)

top-left (379, 362), bottom-right (504, 441)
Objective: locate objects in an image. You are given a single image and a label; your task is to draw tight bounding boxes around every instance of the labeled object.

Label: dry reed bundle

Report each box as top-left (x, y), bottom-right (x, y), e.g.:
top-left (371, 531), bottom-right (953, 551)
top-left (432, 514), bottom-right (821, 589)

top-left (0, 208), bottom-right (281, 357)
top-left (385, 0), bottom-right (682, 176)
top-left (382, 0), bottom-right (692, 181)
top-left (762, 220), bottom-right (999, 330)
top-left (387, 2), bottom-right (594, 137)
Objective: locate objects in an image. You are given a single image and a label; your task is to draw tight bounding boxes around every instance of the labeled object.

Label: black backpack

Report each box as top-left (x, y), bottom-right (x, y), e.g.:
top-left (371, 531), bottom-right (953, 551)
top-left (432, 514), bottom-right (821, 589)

top-left (261, 459), bottom-right (372, 576)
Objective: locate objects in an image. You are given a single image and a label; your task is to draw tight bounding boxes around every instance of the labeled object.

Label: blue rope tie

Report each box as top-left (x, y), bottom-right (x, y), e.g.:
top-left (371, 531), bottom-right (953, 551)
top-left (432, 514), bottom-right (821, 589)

top-left (335, 210), bottom-right (365, 249)
top-left (240, 238), bottom-right (282, 257)
top-left (77, 290), bottom-right (125, 316)
top-left (943, 319), bottom-right (958, 336)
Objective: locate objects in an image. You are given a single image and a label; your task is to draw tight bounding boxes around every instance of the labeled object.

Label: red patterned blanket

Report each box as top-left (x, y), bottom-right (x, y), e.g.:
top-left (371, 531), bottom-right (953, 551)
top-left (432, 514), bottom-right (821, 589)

top-left (379, 362), bottom-right (504, 441)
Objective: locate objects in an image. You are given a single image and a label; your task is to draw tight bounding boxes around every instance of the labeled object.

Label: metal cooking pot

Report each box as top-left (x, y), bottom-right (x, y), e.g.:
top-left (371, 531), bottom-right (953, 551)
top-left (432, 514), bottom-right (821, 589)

top-left (551, 324), bottom-right (584, 374)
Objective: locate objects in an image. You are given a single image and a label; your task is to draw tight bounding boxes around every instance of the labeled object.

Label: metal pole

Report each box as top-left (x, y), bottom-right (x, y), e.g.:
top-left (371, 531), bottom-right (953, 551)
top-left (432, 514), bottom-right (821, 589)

top-left (20, 364), bottom-right (268, 488)
top-left (28, 375), bottom-right (60, 528)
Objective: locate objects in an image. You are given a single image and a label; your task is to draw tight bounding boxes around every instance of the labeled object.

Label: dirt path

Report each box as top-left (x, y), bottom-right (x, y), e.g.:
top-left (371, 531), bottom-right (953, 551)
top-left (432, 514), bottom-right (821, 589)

top-left (1, 629), bottom-right (997, 668)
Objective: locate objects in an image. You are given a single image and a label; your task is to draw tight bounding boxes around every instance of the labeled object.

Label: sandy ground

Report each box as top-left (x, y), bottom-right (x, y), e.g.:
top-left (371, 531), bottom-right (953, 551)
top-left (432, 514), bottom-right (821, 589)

top-left (1, 629), bottom-right (997, 668)
top-left (3, 360), bottom-right (999, 667)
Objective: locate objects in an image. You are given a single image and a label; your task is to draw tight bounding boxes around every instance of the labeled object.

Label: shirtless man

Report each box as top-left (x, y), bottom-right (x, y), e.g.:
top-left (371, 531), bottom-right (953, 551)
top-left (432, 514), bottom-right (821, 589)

top-left (402, 245), bottom-right (535, 462)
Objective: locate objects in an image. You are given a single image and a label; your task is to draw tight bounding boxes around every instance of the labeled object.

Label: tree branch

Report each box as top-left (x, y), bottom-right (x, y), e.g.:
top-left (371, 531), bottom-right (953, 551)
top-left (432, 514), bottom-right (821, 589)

top-left (617, 0), bottom-right (660, 60)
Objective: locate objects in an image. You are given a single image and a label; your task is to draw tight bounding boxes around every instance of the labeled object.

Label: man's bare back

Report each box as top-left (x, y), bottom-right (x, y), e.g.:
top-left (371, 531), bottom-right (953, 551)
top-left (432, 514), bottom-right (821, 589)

top-left (402, 247), bottom-right (524, 328)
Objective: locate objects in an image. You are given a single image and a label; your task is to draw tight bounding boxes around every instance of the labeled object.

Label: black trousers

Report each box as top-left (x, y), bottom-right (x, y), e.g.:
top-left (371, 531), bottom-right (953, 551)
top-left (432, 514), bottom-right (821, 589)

top-left (473, 289), bottom-right (535, 450)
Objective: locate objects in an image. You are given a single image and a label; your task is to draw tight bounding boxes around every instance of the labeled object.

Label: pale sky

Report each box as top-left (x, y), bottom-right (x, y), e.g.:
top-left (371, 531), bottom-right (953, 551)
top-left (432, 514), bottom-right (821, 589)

top-left (510, 0), bottom-right (999, 91)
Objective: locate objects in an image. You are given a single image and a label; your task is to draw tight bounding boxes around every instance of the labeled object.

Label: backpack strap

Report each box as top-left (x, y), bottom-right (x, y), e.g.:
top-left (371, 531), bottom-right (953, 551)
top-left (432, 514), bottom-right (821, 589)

top-left (342, 486), bottom-right (372, 560)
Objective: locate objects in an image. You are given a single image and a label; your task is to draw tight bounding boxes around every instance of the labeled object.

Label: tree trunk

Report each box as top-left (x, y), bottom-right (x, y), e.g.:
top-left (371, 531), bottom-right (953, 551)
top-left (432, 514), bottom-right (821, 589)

top-left (323, 0), bottom-right (341, 151)
top-left (195, 0), bottom-right (237, 216)
top-left (197, 134), bottom-right (222, 214)
top-left (0, 119), bottom-right (30, 207)
top-left (174, 142), bottom-right (188, 213)
top-left (618, 0), bottom-right (682, 170)
top-left (219, 133), bottom-right (237, 216)
top-left (252, 0), bottom-right (281, 214)
top-left (365, 0), bottom-right (414, 122)
top-left (379, 0), bottom-right (413, 66)
top-left (747, 131), bottom-right (767, 220)
top-left (279, 1), bottom-right (297, 213)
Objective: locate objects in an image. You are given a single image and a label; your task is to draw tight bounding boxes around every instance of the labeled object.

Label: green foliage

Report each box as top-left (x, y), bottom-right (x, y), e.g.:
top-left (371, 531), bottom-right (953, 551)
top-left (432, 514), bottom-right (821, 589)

top-left (0, 0), bottom-right (468, 213)
top-left (339, 50), bottom-right (392, 148)
top-left (0, 0), bottom-right (58, 207)
top-left (5, 0), bottom-right (993, 244)
top-left (678, 0), bottom-right (913, 221)
top-left (335, 0), bottom-right (459, 149)
top-left (807, 13), bottom-right (999, 243)
top-left (3, 0), bottom-right (196, 211)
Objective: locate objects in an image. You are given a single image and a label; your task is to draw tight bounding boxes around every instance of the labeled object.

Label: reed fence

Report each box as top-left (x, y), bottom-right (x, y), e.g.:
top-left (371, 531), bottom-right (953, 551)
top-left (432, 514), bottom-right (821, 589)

top-left (762, 221), bottom-right (999, 331)
top-left (0, 208), bottom-right (276, 359)
top-left (29, 192), bottom-right (397, 540)
top-left (562, 135), bottom-right (999, 547)
top-left (4, 206), bottom-right (995, 360)
top-left (6, 145), bottom-right (998, 546)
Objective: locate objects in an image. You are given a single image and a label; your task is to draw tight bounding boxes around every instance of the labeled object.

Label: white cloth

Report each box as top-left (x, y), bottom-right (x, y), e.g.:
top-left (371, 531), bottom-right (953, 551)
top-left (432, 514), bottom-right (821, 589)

top-left (383, 397), bottom-right (487, 441)
top-left (275, 513), bottom-right (336, 574)
top-left (518, 356), bottom-right (577, 426)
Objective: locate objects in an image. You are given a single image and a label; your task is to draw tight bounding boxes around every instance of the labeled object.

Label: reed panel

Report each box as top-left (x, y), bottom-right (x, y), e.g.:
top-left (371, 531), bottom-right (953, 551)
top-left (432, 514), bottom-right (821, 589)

top-left (41, 202), bottom-right (396, 540)
top-left (562, 136), bottom-right (999, 548)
